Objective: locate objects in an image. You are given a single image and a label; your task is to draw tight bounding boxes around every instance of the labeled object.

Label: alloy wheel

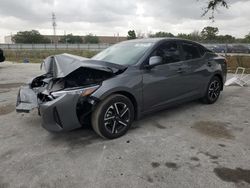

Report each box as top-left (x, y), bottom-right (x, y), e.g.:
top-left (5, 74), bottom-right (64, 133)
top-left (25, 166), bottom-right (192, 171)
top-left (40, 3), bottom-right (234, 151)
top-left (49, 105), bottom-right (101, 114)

top-left (208, 80), bottom-right (221, 101)
top-left (104, 102), bottom-right (130, 134)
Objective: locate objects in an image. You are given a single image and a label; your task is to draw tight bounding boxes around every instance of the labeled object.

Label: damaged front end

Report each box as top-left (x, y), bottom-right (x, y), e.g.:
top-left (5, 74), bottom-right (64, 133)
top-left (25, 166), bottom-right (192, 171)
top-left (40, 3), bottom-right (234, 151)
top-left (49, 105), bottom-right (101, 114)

top-left (16, 53), bottom-right (126, 132)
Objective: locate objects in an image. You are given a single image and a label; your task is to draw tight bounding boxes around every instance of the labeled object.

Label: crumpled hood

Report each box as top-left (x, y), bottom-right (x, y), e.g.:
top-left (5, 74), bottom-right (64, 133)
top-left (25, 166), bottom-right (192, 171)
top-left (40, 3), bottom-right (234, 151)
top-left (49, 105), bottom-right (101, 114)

top-left (42, 53), bottom-right (126, 78)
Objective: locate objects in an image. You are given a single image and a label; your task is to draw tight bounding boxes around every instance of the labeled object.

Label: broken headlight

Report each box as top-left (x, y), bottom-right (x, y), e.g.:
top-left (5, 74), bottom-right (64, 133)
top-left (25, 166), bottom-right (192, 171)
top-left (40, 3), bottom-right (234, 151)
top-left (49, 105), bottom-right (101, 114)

top-left (51, 85), bottom-right (100, 98)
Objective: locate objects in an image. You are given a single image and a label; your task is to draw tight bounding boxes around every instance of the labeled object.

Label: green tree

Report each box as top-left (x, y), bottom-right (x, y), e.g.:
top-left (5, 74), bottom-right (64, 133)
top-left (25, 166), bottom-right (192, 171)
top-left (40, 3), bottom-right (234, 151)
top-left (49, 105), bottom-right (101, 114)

top-left (12, 30), bottom-right (50, 43)
top-left (84, 34), bottom-right (99, 44)
top-left (244, 33), bottom-right (250, 43)
top-left (59, 34), bottom-right (83, 44)
top-left (216, 35), bottom-right (235, 43)
top-left (189, 31), bottom-right (202, 41)
top-left (177, 31), bottom-right (202, 42)
top-left (201, 26), bottom-right (219, 41)
top-left (150, 32), bottom-right (174, 38)
top-left (177, 33), bottom-right (190, 40)
top-left (202, 0), bottom-right (228, 20)
top-left (127, 30), bottom-right (136, 40)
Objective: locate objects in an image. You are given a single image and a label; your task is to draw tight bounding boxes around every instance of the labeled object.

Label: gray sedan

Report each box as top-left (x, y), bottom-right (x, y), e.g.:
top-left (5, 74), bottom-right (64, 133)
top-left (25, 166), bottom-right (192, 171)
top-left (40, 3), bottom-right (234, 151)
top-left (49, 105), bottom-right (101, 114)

top-left (16, 38), bottom-right (227, 139)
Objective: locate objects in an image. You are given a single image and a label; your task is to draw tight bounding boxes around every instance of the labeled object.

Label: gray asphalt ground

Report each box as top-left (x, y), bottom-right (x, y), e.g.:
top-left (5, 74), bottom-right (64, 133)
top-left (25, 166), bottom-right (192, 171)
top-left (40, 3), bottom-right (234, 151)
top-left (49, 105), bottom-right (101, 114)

top-left (0, 62), bottom-right (250, 188)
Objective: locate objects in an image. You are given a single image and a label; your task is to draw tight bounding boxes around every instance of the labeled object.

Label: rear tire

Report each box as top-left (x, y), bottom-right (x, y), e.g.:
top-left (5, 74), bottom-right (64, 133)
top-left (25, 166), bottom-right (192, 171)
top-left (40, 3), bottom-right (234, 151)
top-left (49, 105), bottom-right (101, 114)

top-left (201, 76), bottom-right (222, 104)
top-left (92, 94), bottom-right (134, 139)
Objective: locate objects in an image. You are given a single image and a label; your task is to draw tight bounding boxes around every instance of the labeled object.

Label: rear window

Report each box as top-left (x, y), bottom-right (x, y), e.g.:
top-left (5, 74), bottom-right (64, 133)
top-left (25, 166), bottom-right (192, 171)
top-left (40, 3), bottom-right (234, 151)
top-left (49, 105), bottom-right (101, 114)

top-left (182, 43), bottom-right (201, 60)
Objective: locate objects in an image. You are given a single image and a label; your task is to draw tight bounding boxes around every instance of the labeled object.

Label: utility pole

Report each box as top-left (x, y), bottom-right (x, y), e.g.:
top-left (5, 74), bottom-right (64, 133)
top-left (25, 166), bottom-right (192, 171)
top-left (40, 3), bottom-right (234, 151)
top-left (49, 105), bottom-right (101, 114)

top-left (52, 12), bottom-right (57, 46)
top-left (117, 33), bottom-right (119, 42)
top-left (64, 30), bottom-right (67, 44)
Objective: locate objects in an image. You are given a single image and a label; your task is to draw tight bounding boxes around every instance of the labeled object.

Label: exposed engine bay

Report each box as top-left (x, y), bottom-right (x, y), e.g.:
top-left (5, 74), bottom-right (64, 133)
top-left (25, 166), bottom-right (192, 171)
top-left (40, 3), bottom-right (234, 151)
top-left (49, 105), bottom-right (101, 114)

top-left (32, 67), bottom-right (114, 102)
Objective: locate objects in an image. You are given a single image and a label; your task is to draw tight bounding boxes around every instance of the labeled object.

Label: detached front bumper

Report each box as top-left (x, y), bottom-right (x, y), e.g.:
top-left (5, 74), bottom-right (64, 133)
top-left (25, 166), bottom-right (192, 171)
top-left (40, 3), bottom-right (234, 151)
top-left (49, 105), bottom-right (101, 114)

top-left (16, 85), bottom-right (38, 113)
top-left (16, 86), bottom-right (89, 132)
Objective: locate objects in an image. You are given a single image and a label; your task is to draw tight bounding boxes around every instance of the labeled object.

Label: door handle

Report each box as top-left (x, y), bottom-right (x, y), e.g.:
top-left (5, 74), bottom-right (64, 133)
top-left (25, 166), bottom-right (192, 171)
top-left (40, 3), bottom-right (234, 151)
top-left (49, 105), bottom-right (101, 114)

top-left (177, 68), bottom-right (184, 73)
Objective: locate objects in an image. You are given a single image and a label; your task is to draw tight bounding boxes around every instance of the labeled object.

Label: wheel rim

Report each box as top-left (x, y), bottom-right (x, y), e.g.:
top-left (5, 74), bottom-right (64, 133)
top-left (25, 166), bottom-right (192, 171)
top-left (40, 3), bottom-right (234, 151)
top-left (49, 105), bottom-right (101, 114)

top-left (208, 80), bottom-right (220, 101)
top-left (104, 102), bottom-right (130, 134)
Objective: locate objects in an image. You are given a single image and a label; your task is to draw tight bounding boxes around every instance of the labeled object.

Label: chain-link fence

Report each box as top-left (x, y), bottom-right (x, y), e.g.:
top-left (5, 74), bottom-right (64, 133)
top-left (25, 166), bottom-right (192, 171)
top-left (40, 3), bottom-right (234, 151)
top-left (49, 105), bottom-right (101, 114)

top-left (1, 43), bottom-right (250, 54)
top-left (0, 43), bottom-right (111, 51)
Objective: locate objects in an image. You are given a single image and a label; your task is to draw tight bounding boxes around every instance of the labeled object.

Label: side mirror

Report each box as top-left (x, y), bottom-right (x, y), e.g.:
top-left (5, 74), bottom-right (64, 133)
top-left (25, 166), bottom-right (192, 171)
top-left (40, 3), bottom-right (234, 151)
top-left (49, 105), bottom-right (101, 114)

top-left (148, 56), bottom-right (162, 68)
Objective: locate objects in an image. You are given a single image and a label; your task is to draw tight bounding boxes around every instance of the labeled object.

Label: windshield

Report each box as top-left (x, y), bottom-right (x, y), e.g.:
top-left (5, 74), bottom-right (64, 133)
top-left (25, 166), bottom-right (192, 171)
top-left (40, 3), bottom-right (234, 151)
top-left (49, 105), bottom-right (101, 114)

top-left (92, 42), bottom-right (154, 65)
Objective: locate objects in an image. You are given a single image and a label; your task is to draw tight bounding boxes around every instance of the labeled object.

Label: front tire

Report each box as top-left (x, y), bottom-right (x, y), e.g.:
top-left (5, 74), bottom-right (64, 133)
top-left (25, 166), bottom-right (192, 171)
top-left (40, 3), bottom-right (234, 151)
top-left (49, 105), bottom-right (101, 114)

top-left (201, 76), bottom-right (222, 104)
top-left (91, 94), bottom-right (134, 139)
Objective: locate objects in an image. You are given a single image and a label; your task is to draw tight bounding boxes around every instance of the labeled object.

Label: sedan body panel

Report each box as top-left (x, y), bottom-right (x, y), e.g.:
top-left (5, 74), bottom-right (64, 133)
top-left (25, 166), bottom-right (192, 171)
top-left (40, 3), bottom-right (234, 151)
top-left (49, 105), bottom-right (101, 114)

top-left (142, 61), bottom-right (194, 110)
top-left (91, 66), bottom-right (143, 118)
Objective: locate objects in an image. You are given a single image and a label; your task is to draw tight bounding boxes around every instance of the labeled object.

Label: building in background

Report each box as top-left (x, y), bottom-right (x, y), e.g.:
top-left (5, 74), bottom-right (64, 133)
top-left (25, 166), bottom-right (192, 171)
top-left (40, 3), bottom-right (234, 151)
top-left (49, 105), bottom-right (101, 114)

top-left (4, 35), bottom-right (127, 44)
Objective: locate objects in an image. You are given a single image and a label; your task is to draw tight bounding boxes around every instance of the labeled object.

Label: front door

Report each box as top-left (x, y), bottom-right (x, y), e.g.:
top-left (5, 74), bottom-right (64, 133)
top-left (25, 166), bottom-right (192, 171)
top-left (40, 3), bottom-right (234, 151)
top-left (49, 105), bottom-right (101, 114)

top-left (142, 41), bottom-right (190, 111)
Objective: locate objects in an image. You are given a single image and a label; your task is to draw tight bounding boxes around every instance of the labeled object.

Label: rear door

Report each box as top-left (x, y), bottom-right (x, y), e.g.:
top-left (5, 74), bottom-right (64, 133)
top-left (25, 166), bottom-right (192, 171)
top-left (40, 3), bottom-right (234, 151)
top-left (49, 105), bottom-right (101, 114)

top-left (179, 42), bottom-right (208, 96)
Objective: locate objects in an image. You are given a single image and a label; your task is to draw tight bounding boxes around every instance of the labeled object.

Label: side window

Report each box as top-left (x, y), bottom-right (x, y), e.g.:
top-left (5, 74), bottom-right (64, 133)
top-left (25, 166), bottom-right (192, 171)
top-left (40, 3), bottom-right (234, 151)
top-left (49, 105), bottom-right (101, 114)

top-left (182, 43), bottom-right (201, 60)
top-left (199, 46), bottom-right (207, 56)
top-left (151, 42), bottom-right (181, 64)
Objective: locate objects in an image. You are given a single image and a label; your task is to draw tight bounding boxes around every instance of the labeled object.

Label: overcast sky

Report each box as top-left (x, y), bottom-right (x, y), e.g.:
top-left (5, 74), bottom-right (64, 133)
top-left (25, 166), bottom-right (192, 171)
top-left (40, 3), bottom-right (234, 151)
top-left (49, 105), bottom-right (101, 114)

top-left (0, 0), bottom-right (250, 42)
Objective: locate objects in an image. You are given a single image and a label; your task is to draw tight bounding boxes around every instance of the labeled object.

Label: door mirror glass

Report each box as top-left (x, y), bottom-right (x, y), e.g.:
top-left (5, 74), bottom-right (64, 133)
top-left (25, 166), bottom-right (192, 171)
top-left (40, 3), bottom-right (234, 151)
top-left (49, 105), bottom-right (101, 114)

top-left (149, 56), bottom-right (162, 67)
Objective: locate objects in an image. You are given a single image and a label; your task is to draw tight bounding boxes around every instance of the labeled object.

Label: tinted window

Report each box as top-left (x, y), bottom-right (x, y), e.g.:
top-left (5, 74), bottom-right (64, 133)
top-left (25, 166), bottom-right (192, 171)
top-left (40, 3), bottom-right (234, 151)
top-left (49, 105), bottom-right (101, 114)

top-left (182, 43), bottom-right (201, 60)
top-left (151, 42), bottom-right (181, 64)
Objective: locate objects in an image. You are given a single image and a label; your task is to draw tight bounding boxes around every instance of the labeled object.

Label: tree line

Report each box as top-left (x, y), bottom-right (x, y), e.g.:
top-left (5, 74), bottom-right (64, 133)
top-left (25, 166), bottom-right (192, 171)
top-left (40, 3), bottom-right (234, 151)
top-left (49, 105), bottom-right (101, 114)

top-left (127, 27), bottom-right (250, 43)
top-left (12, 27), bottom-right (250, 45)
top-left (12, 30), bottom-right (99, 44)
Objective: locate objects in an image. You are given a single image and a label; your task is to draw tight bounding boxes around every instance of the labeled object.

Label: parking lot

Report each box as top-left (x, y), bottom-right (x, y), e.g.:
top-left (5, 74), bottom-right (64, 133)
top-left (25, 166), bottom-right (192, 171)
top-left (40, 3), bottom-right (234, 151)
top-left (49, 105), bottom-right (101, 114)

top-left (0, 62), bottom-right (250, 188)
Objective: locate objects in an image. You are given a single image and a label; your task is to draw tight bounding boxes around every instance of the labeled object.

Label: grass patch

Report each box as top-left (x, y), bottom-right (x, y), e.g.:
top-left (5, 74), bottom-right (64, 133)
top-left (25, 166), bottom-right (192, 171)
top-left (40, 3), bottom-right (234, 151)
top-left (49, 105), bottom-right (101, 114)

top-left (226, 55), bottom-right (250, 73)
top-left (4, 49), bottom-right (98, 64)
